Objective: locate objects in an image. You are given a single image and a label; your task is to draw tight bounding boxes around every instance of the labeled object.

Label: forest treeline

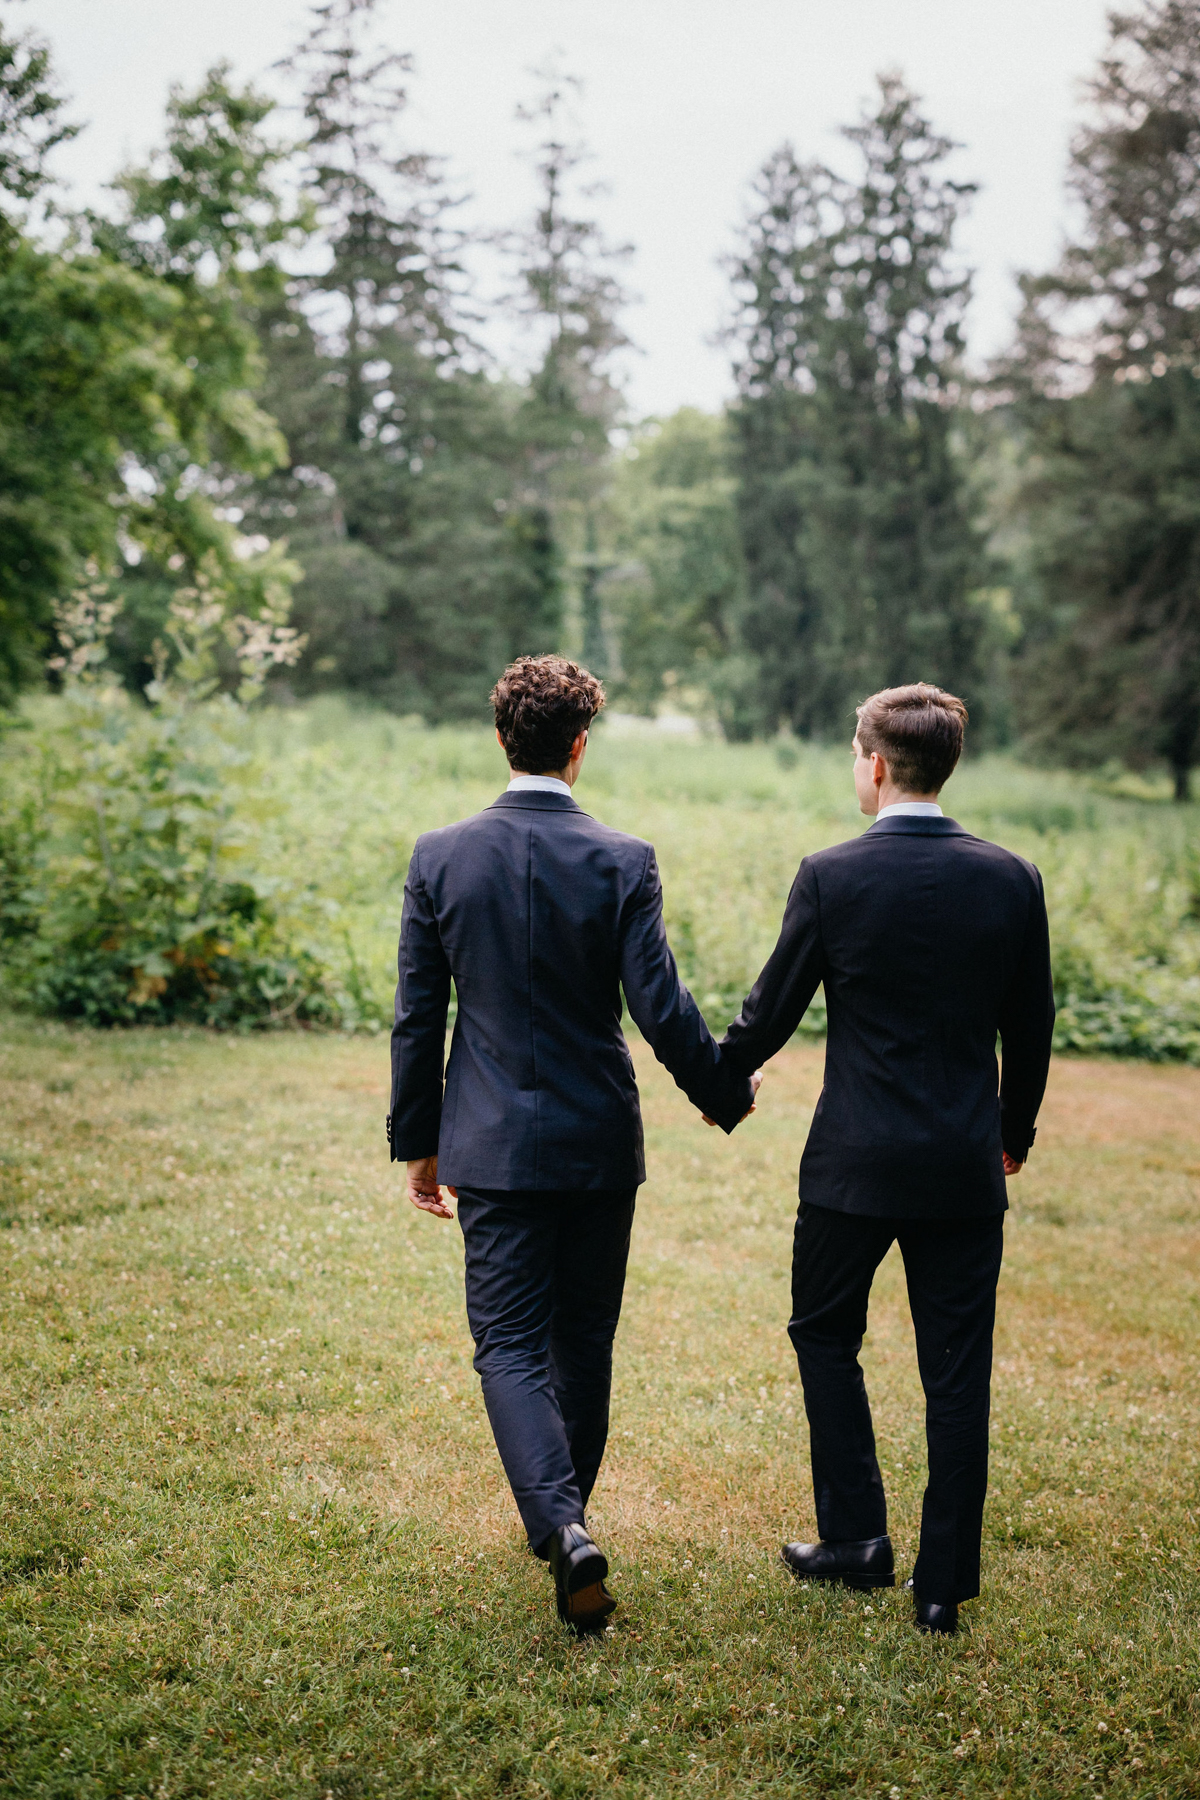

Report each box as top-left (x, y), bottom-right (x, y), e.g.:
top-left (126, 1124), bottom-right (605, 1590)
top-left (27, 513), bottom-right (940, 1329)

top-left (3, 0), bottom-right (1200, 796)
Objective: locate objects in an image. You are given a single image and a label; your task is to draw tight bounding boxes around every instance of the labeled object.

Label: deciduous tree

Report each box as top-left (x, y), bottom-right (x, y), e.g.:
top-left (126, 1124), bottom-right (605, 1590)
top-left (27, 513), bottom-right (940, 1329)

top-left (605, 410), bottom-right (744, 719)
top-left (0, 24), bottom-right (293, 704)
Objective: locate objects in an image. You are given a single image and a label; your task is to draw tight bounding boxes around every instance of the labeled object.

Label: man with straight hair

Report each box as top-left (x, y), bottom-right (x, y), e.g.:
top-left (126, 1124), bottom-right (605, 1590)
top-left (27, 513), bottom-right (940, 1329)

top-left (720, 683), bottom-right (1054, 1634)
top-left (388, 654), bottom-right (758, 1632)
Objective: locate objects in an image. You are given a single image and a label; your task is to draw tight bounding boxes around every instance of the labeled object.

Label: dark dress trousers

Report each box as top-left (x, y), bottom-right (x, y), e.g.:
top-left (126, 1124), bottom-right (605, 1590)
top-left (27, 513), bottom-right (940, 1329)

top-left (721, 815), bottom-right (1055, 1602)
top-left (389, 789), bottom-right (753, 1549)
top-left (455, 1184), bottom-right (636, 1553)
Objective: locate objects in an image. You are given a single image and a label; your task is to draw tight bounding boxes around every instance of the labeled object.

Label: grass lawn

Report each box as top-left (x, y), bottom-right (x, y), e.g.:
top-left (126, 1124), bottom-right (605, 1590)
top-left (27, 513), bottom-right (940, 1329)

top-left (1, 1015), bottom-right (1198, 1797)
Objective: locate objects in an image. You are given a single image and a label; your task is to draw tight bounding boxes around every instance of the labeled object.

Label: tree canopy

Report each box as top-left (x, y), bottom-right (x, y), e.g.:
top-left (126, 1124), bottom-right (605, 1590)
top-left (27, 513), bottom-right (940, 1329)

top-left (724, 77), bottom-right (993, 742)
top-left (1007, 0), bottom-right (1200, 798)
top-left (3, 0), bottom-right (1200, 796)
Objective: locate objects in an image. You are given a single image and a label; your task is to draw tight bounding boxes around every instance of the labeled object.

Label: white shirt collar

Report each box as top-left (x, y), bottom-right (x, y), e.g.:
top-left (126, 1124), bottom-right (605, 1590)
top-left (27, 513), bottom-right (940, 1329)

top-left (507, 773), bottom-right (573, 798)
top-left (875, 800), bottom-right (944, 821)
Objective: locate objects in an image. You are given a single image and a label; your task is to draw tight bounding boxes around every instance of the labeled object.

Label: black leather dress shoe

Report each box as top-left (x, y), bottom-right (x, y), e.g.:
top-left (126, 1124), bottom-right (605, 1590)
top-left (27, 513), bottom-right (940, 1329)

top-left (914, 1597), bottom-right (958, 1635)
top-left (543, 1523), bottom-right (617, 1632)
top-left (780, 1535), bottom-right (895, 1590)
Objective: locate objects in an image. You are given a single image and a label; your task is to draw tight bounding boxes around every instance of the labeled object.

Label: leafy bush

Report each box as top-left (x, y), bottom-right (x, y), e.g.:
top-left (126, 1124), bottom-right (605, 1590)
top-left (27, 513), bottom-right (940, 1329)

top-left (0, 578), bottom-right (373, 1031)
top-left (1051, 991), bottom-right (1200, 1061)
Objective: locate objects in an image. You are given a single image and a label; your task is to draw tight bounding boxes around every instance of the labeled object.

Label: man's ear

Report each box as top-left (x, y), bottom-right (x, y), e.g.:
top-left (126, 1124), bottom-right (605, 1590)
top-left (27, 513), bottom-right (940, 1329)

top-left (871, 752), bottom-right (888, 787)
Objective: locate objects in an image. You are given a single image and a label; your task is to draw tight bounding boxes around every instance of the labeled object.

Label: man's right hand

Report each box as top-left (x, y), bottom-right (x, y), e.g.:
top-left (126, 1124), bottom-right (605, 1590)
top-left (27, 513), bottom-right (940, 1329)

top-left (702, 1068), bottom-right (764, 1128)
top-left (407, 1156), bottom-right (456, 1218)
top-left (1002, 1152), bottom-right (1023, 1177)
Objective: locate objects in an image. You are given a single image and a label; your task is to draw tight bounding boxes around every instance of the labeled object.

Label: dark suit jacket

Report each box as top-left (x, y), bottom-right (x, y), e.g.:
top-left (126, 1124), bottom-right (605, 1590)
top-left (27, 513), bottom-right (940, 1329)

top-left (388, 789), bottom-right (754, 1189)
top-left (721, 815), bottom-right (1055, 1218)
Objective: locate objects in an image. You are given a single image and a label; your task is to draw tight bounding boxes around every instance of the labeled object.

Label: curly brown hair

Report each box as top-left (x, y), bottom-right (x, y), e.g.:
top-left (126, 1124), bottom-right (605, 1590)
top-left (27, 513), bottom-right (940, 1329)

top-left (491, 655), bottom-right (606, 774)
top-left (855, 683), bottom-right (967, 794)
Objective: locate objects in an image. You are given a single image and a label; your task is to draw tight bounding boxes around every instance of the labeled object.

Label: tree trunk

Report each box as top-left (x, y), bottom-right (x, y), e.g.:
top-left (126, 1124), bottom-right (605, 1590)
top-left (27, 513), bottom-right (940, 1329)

top-left (1174, 761), bottom-right (1192, 803)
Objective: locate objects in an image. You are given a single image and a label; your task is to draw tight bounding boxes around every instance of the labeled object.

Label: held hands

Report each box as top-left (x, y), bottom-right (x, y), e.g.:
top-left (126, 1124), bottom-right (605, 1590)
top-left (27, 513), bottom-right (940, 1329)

top-left (406, 1155), bottom-right (456, 1219)
top-left (411, 1068), bottom-right (767, 1198)
top-left (703, 1068), bottom-right (764, 1129)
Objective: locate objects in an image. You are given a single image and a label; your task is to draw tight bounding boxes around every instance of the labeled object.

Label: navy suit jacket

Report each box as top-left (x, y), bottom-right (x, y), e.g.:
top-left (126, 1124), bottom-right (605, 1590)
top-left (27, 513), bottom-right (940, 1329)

top-left (721, 815), bottom-right (1055, 1219)
top-left (388, 789), bottom-right (754, 1189)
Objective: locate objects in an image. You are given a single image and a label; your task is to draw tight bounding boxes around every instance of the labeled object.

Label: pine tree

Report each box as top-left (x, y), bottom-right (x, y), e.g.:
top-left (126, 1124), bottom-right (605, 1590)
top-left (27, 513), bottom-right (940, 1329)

top-left (725, 76), bottom-right (992, 741)
top-left (721, 143), bottom-right (829, 736)
top-left (243, 0), bottom-right (563, 716)
top-left (509, 67), bottom-right (631, 675)
top-left (283, 0), bottom-right (466, 451)
top-left (1006, 0), bottom-right (1200, 799)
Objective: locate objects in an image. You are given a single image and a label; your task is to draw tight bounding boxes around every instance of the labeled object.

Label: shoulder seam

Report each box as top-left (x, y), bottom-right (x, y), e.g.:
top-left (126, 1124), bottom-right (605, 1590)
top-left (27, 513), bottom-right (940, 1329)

top-left (633, 842), bottom-right (655, 903)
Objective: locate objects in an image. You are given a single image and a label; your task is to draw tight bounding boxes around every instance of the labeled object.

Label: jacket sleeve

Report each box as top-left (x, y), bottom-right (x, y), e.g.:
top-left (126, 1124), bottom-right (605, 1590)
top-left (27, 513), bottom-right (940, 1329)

top-left (619, 846), bottom-right (754, 1134)
top-left (387, 841), bottom-right (452, 1163)
top-left (997, 865), bottom-right (1055, 1162)
top-left (719, 857), bottom-right (827, 1075)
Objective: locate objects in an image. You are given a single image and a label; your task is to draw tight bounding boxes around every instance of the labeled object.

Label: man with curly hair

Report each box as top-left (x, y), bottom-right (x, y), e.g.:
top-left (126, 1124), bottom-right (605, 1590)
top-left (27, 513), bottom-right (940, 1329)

top-left (388, 655), bottom-right (759, 1632)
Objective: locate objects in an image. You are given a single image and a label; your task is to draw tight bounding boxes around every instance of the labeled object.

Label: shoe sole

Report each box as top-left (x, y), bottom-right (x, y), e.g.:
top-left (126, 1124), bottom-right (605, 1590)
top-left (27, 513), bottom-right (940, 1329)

top-left (781, 1557), bottom-right (895, 1591)
top-left (564, 1581), bottom-right (618, 1629)
top-left (554, 1549), bottom-right (612, 1629)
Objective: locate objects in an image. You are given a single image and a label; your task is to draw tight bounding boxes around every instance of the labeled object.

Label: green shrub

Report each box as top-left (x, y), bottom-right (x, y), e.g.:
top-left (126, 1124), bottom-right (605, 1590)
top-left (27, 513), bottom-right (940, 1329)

top-left (0, 580), bottom-right (373, 1031)
top-left (1036, 831), bottom-right (1200, 1063)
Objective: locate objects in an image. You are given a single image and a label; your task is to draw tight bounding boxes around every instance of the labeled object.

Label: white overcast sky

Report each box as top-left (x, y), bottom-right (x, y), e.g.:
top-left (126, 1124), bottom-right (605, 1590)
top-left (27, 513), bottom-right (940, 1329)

top-left (23, 0), bottom-right (1113, 418)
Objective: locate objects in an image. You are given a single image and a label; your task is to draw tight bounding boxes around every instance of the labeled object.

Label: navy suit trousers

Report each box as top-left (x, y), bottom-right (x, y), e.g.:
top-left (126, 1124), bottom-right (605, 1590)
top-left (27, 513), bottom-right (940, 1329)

top-left (789, 1202), bottom-right (1004, 1604)
top-left (456, 1186), bottom-right (636, 1551)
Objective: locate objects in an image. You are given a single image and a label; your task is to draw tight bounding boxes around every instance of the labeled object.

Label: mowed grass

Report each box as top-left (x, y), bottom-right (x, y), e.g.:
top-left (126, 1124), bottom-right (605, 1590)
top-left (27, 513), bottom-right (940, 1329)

top-left (1, 1017), bottom-right (1198, 1798)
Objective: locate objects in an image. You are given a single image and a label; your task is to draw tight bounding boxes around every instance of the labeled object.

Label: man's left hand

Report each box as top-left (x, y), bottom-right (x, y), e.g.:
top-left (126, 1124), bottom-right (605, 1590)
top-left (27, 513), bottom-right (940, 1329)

top-left (407, 1156), bottom-right (456, 1218)
top-left (1002, 1152), bottom-right (1023, 1177)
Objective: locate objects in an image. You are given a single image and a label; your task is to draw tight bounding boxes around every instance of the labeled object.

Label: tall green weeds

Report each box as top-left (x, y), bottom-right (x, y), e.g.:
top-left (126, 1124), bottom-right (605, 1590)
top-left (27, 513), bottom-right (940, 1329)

top-left (241, 706), bottom-right (1200, 1063)
top-left (3, 685), bottom-right (1198, 1057)
top-left (0, 577), bottom-right (370, 1030)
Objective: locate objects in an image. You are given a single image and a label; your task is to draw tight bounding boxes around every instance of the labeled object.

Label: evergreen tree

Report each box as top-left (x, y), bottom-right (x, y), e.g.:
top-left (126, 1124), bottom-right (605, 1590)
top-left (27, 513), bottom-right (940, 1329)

top-left (725, 76), bottom-right (992, 741)
top-left (509, 67), bottom-right (631, 674)
top-left (1006, 0), bottom-right (1200, 799)
top-left (243, 0), bottom-right (562, 716)
top-left (283, 0), bottom-right (466, 449)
